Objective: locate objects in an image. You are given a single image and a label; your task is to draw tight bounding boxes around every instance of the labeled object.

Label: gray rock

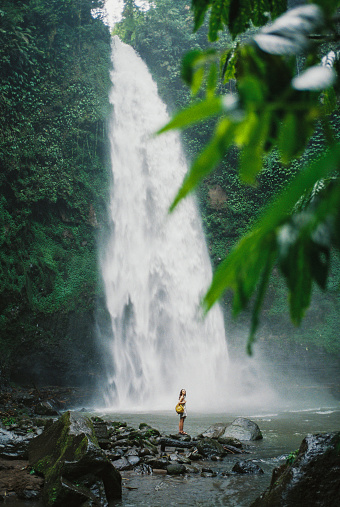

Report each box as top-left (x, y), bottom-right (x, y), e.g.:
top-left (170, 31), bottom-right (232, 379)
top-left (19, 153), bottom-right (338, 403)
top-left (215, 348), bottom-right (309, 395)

top-left (187, 450), bottom-right (203, 460)
top-left (141, 439), bottom-right (158, 455)
top-left (185, 464), bottom-right (200, 474)
top-left (0, 427), bottom-right (35, 459)
top-left (224, 417), bottom-right (263, 441)
top-left (195, 438), bottom-right (227, 458)
top-left (160, 437), bottom-right (193, 452)
top-left (112, 457), bottom-right (131, 471)
top-left (169, 453), bottom-right (191, 464)
top-left (33, 401), bottom-right (59, 416)
top-left (167, 463), bottom-right (186, 475)
top-left (111, 438), bottom-right (133, 447)
top-left (218, 436), bottom-right (243, 448)
top-left (145, 456), bottom-right (169, 469)
top-left (201, 423), bottom-right (228, 439)
top-left (232, 460), bottom-right (264, 474)
top-left (138, 447), bottom-right (151, 457)
top-left (18, 489), bottom-right (41, 500)
top-left (127, 455), bottom-right (140, 467)
top-left (125, 447), bottom-right (139, 456)
top-left (201, 471), bottom-right (217, 477)
top-left (251, 432), bottom-right (340, 507)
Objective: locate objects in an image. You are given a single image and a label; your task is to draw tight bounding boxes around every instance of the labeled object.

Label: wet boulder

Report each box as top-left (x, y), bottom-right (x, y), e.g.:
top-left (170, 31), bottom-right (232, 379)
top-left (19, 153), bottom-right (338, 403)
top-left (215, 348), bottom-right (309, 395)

top-left (0, 427), bottom-right (36, 460)
top-left (28, 411), bottom-right (121, 506)
top-left (232, 460), bottom-right (264, 474)
top-left (138, 423), bottom-right (161, 438)
top-left (201, 466), bottom-right (217, 477)
top-left (92, 419), bottom-right (110, 450)
top-left (218, 436), bottom-right (243, 448)
top-left (159, 437), bottom-right (192, 452)
top-left (187, 449), bottom-right (203, 461)
top-left (223, 417), bottom-right (263, 441)
top-left (169, 453), bottom-right (191, 465)
top-left (251, 432), bottom-right (340, 507)
top-left (112, 456), bottom-right (132, 471)
top-left (144, 456), bottom-right (169, 470)
top-left (195, 438), bottom-right (227, 458)
top-left (166, 463), bottom-right (186, 475)
top-left (140, 439), bottom-right (158, 455)
top-left (33, 400), bottom-right (59, 416)
top-left (126, 454), bottom-right (140, 467)
top-left (200, 423), bottom-right (228, 439)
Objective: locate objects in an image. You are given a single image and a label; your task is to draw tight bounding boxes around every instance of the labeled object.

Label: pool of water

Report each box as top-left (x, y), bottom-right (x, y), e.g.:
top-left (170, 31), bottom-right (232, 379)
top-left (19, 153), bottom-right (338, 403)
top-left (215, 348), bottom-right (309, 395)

top-left (95, 405), bottom-right (340, 506)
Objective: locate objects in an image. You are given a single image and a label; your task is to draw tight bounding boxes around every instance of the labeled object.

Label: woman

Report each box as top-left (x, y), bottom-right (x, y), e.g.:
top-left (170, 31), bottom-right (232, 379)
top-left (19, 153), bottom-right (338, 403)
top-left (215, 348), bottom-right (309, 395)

top-left (178, 388), bottom-right (187, 435)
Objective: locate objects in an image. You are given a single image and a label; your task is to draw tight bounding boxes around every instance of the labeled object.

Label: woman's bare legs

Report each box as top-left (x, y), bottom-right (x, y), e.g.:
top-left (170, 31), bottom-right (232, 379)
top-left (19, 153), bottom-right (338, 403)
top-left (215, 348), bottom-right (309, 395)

top-left (179, 417), bottom-right (186, 434)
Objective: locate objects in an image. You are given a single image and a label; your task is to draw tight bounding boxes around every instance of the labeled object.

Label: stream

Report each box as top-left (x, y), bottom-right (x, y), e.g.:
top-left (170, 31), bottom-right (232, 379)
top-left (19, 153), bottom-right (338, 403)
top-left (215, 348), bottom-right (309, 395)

top-left (96, 404), bottom-right (340, 506)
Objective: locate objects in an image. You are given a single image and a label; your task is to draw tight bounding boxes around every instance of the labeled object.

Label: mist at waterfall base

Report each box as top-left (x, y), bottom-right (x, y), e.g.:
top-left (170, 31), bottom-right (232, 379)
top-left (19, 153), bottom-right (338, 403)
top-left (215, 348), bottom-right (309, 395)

top-left (95, 37), bottom-right (335, 415)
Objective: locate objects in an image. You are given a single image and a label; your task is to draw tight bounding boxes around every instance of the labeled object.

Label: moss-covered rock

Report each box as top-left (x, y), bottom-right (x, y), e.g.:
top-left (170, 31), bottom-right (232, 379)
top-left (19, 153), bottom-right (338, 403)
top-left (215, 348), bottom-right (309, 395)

top-left (28, 411), bottom-right (121, 506)
top-left (251, 432), bottom-right (340, 507)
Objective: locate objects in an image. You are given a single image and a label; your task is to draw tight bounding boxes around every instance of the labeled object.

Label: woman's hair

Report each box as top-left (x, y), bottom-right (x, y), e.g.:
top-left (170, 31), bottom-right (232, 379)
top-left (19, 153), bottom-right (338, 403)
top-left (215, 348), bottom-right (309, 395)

top-left (179, 389), bottom-right (186, 399)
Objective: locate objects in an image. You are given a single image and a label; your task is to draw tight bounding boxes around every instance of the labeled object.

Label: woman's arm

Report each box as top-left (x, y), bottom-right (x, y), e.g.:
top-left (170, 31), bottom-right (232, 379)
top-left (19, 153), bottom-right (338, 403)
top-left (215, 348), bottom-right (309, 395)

top-left (179, 396), bottom-right (186, 404)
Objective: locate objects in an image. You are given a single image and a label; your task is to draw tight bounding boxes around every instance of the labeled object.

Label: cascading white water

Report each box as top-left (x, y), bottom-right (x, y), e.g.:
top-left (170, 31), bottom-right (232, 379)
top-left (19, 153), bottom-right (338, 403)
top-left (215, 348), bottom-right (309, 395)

top-left (100, 36), bottom-right (230, 411)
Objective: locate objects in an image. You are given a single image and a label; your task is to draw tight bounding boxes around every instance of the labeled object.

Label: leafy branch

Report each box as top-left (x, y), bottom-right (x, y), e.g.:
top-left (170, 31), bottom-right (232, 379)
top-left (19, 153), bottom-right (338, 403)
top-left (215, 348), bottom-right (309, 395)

top-left (159, 2), bottom-right (340, 351)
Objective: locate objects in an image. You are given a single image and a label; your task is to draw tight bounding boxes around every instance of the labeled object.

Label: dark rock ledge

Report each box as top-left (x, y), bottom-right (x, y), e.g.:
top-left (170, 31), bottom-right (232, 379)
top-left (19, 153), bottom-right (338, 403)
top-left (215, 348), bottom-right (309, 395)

top-left (251, 431), bottom-right (340, 507)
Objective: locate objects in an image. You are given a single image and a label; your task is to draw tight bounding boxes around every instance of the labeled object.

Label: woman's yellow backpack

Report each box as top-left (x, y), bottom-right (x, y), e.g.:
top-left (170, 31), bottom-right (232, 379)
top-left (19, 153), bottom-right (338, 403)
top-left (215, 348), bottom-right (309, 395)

top-left (175, 402), bottom-right (184, 414)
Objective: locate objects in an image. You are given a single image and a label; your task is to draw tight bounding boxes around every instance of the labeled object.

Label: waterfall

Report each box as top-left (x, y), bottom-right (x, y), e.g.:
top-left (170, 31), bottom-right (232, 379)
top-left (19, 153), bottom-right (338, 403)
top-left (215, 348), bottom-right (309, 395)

top-left (100, 36), bottom-right (230, 411)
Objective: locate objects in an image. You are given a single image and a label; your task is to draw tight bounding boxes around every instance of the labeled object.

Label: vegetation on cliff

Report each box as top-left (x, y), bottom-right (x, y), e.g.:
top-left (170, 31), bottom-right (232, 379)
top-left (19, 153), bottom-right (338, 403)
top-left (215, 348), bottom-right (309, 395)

top-left (0, 0), bottom-right (111, 376)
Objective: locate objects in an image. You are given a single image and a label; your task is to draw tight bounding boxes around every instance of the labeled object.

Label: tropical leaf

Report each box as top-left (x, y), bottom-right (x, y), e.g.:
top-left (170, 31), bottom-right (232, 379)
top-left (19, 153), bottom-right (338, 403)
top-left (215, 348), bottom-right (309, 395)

top-left (292, 66), bottom-right (337, 91)
top-left (206, 62), bottom-right (218, 97)
top-left (203, 142), bottom-right (340, 325)
top-left (169, 117), bottom-right (234, 211)
top-left (254, 4), bottom-right (324, 55)
top-left (157, 97), bottom-right (223, 134)
top-left (254, 33), bottom-right (307, 55)
top-left (191, 0), bottom-right (288, 39)
top-left (286, 239), bottom-right (313, 324)
top-left (222, 47), bottom-right (238, 82)
top-left (247, 245), bottom-right (277, 354)
top-left (181, 49), bottom-right (204, 86)
top-left (181, 49), bottom-right (219, 96)
top-left (228, 0), bottom-right (254, 38)
top-left (209, 0), bottom-right (230, 42)
top-left (192, 0), bottom-right (211, 33)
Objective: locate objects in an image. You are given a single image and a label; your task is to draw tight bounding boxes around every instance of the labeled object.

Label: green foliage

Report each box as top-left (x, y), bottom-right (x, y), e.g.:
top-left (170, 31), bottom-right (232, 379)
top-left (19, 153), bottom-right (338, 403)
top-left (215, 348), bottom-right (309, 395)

top-left (0, 0), bottom-right (111, 350)
top-left (286, 448), bottom-right (299, 464)
top-left (159, 1), bottom-right (340, 352)
top-left (1, 416), bottom-right (17, 426)
top-left (191, 0), bottom-right (287, 40)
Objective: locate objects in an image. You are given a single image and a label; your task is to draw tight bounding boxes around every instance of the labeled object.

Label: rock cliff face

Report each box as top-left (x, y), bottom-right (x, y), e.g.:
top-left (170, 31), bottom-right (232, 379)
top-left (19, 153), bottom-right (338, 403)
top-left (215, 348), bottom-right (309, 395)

top-left (251, 432), bottom-right (340, 507)
top-left (0, 0), bottom-right (112, 384)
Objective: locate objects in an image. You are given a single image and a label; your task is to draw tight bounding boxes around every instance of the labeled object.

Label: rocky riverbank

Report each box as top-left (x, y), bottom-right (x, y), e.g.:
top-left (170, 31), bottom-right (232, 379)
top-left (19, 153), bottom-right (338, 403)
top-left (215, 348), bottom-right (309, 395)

top-left (1, 386), bottom-right (339, 506)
